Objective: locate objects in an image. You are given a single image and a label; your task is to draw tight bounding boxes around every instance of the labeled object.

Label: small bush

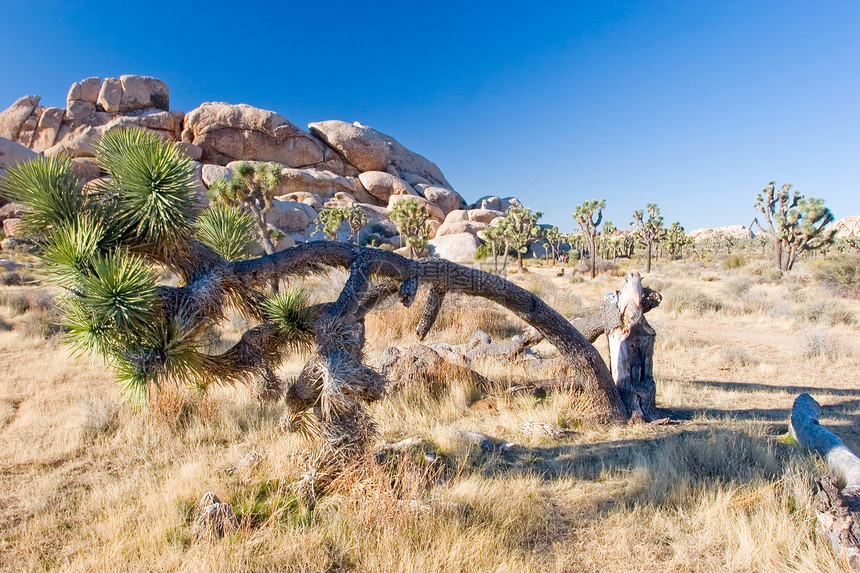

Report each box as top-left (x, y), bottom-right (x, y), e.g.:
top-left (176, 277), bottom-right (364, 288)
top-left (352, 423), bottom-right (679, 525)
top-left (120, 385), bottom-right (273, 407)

top-left (15, 309), bottom-right (64, 339)
top-left (723, 277), bottom-right (754, 300)
top-left (720, 346), bottom-right (759, 368)
top-left (721, 254), bottom-right (748, 270)
top-left (78, 396), bottom-right (120, 442)
top-left (0, 288), bottom-right (55, 316)
top-left (800, 329), bottom-right (851, 360)
top-left (0, 271), bottom-right (27, 286)
top-left (662, 286), bottom-right (722, 315)
top-left (746, 262), bottom-right (783, 284)
top-left (793, 299), bottom-right (854, 326)
top-left (813, 257), bottom-right (860, 298)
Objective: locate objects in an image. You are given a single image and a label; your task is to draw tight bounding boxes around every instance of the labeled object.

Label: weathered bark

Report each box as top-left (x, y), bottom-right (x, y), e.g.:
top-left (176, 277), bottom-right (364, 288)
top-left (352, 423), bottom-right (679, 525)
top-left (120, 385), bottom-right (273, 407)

top-left (151, 240), bottom-right (629, 464)
top-left (227, 242), bottom-right (628, 423)
top-left (790, 393), bottom-right (860, 570)
top-left (606, 274), bottom-right (658, 420)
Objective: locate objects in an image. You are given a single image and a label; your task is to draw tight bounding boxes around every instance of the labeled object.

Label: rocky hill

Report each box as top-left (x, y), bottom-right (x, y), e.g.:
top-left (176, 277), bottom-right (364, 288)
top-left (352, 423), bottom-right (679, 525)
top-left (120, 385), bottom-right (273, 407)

top-left (0, 75), bottom-right (522, 261)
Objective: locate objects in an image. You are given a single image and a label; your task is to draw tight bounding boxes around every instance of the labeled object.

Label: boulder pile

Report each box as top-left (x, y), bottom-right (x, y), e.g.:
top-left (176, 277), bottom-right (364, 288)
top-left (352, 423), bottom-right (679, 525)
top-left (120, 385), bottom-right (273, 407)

top-left (0, 75), bottom-right (527, 260)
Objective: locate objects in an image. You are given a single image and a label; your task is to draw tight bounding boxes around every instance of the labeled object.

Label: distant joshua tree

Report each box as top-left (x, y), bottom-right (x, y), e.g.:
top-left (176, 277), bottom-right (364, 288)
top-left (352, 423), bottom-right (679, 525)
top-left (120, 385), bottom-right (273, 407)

top-left (208, 161), bottom-right (283, 255)
top-left (754, 181), bottom-right (835, 271)
top-left (389, 197), bottom-right (431, 258)
top-left (316, 205), bottom-right (368, 244)
top-left (573, 199), bottom-right (605, 278)
top-left (631, 204), bottom-right (664, 273)
top-left (502, 207), bottom-right (543, 271)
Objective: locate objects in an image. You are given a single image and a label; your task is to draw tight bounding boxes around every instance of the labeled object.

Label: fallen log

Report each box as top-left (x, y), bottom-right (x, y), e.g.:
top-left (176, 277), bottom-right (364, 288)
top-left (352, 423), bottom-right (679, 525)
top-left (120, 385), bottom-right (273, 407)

top-left (790, 393), bottom-right (860, 570)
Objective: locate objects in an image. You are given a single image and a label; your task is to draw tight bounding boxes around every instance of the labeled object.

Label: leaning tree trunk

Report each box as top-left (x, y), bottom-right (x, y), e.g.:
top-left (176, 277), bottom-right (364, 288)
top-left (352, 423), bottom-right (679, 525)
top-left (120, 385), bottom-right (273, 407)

top-left (790, 393), bottom-right (860, 570)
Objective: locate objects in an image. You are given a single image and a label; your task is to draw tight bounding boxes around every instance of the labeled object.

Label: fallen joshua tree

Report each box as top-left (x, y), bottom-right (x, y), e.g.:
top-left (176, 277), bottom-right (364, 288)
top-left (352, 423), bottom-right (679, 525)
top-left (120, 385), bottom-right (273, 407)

top-left (790, 393), bottom-right (860, 569)
top-left (0, 127), bottom-right (662, 491)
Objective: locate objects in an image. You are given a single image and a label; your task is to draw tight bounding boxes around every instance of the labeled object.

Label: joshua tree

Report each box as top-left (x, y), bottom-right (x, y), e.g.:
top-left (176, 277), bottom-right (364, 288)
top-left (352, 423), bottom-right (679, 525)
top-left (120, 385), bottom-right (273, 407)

top-left (631, 204), bottom-right (664, 273)
top-left (208, 161), bottom-right (283, 255)
top-left (480, 223), bottom-right (505, 272)
top-left (543, 226), bottom-right (563, 265)
top-left (389, 197), bottom-right (431, 258)
top-left (317, 205), bottom-right (366, 244)
top-left (598, 221), bottom-right (620, 260)
top-left (663, 221), bottom-right (691, 260)
top-left (0, 128), bottom-right (638, 492)
top-left (502, 207), bottom-right (542, 271)
top-left (573, 199), bottom-right (605, 279)
top-left (754, 182), bottom-right (835, 271)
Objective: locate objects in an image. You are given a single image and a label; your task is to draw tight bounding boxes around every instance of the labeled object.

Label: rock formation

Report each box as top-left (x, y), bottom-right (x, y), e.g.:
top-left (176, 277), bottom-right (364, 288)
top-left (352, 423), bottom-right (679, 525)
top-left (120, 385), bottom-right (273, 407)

top-left (0, 75), bottom-right (535, 257)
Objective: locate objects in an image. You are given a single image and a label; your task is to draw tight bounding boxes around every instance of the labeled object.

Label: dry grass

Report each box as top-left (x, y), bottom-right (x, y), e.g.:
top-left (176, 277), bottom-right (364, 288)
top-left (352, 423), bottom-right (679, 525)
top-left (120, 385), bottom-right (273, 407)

top-left (0, 253), bottom-right (858, 571)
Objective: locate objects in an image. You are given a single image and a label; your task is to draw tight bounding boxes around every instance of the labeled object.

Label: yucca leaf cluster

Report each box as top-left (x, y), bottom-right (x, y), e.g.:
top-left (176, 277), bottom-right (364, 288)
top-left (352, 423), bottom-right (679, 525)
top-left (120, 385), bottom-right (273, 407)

top-left (0, 128), bottom-right (312, 403)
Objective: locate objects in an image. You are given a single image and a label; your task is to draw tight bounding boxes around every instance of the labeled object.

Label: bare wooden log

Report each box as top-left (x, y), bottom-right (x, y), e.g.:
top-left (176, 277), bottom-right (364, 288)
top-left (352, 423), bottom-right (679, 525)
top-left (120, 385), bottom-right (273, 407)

top-left (790, 393), bottom-right (860, 492)
top-left (790, 393), bottom-right (860, 569)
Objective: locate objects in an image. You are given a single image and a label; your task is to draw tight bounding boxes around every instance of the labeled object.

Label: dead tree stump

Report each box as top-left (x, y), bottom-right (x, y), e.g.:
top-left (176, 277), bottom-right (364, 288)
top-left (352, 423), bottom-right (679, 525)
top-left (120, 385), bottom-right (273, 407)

top-left (606, 273), bottom-right (658, 421)
top-left (790, 393), bottom-right (860, 569)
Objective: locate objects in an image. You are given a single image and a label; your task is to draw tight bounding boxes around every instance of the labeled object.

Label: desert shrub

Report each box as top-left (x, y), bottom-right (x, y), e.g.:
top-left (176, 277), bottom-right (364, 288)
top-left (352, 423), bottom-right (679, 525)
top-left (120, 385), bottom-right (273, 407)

top-left (800, 328), bottom-right (851, 360)
top-left (793, 299), bottom-right (854, 326)
top-left (746, 261), bottom-right (784, 283)
top-left (812, 257), bottom-right (860, 298)
top-left (719, 346), bottom-right (759, 368)
top-left (475, 243), bottom-right (490, 261)
top-left (662, 285), bottom-right (722, 315)
top-left (15, 307), bottom-right (64, 339)
top-left (78, 396), bottom-right (120, 442)
top-left (0, 288), bottom-right (54, 316)
top-left (0, 271), bottom-right (26, 286)
top-left (721, 254), bottom-right (748, 270)
top-left (377, 243), bottom-right (395, 252)
top-left (723, 276), bottom-right (754, 300)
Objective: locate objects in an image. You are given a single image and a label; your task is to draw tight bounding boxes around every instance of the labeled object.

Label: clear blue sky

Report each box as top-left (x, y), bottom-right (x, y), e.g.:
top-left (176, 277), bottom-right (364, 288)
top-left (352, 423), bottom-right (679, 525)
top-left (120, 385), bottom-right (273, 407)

top-left (2, 1), bottom-right (858, 232)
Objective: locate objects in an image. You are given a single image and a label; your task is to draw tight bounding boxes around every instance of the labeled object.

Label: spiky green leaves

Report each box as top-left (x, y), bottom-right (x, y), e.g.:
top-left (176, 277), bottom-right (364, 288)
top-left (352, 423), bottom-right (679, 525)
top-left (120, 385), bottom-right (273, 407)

top-left (260, 286), bottom-right (314, 350)
top-left (41, 214), bottom-right (122, 287)
top-left (77, 251), bottom-right (157, 332)
top-left (195, 204), bottom-right (256, 261)
top-left (0, 155), bottom-right (84, 235)
top-left (95, 128), bottom-right (197, 250)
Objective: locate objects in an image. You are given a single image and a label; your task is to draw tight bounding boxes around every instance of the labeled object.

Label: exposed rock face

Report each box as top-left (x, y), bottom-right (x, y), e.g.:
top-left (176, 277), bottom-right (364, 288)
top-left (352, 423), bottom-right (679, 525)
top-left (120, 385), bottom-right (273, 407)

top-left (0, 137), bottom-right (38, 177)
top-left (308, 120), bottom-right (388, 172)
top-left (0, 96), bottom-right (40, 141)
top-left (429, 232), bottom-right (482, 262)
top-left (688, 225), bottom-right (753, 241)
top-left (358, 170), bottom-right (417, 203)
top-left (833, 216), bottom-right (860, 238)
top-left (119, 75), bottom-right (169, 112)
top-left (310, 120), bottom-right (452, 188)
top-left (434, 220), bottom-right (486, 237)
top-left (0, 75), bottom-right (502, 259)
top-left (182, 103), bottom-right (324, 167)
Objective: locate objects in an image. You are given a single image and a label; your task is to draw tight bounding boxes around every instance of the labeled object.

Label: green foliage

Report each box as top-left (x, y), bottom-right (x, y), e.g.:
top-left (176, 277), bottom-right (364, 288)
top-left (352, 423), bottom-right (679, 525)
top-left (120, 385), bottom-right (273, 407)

top-left (208, 161), bottom-right (283, 254)
top-left (96, 129), bottom-right (198, 250)
top-left (0, 155), bottom-right (84, 235)
top-left (573, 199), bottom-right (604, 277)
top-left (195, 204), bottom-right (256, 261)
top-left (755, 182), bottom-right (835, 271)
top-left (315, 204), bottom-right (367, 243)
top-left (390, 198), bottom-right (431, 258)
top-left (632, 203), bottom-right (665, 272)
top-left (316, 207), bottom-right (345, 240)
top-left (260, 286), bottom-right (315, 351)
